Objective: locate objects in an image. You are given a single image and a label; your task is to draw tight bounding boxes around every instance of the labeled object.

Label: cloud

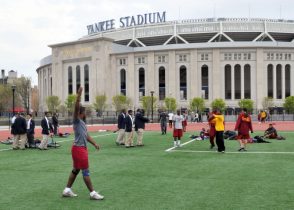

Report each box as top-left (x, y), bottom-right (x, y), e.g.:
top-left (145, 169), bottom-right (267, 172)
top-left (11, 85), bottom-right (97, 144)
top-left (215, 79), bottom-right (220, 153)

top-left (1, 0), bottom-right (294, 85)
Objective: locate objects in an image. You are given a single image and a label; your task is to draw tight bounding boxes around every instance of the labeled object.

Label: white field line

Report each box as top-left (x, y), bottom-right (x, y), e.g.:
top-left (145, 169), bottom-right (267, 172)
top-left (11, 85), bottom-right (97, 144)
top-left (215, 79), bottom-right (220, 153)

top-left (165, 138), bottom-right (196, 152)
top-left (165, 137), bottom-right (294, 155)
top-left (168, 150), bottom-right (294, 154)
top-left (0, 148), bottom-right (12, 152)
top-left (0, 133), bottom-right (116, 152)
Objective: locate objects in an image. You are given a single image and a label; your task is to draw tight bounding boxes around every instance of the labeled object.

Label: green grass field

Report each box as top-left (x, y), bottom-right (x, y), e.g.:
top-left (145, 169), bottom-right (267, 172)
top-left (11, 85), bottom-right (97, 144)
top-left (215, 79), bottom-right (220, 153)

top-left (0, 131), bottom-right (294, 210)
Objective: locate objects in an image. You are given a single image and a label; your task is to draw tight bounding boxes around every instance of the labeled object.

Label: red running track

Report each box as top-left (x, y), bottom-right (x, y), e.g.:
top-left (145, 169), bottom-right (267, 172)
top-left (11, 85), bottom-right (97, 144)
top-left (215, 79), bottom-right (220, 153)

top-left (1, 121), bottom-right (294, 141)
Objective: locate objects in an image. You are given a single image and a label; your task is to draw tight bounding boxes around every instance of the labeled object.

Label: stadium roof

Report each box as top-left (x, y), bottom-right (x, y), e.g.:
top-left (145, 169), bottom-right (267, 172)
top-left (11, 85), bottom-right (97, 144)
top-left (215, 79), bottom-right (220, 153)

top-left (80, 18), bottom-right (294, 47)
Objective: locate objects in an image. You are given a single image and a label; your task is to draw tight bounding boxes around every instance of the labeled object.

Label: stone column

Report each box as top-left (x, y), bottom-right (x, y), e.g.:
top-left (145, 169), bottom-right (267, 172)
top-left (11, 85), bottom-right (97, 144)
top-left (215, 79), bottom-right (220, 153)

top-left (256, 49), bottom-right (265, 109)
top-left (291, 64), bottom-right (294, 96)
top-left (147, 52), bottom-right (155, 96)
top-left (212, 49), bottom-right (221, 100)
top-left (273, 65), bottom-right (277, 99)
top-left (231, 65), bottom-right (235, 100)
top-left (127, 53), bottom-right (135, 105)
top-left (168, 51), bottom-right (176, 98)
top-left (282, 65), bottom-right (285, 99)
top-left (241, 64), bottom-right (244, 99)
top-left (190, 50), bottom-right (198, 98)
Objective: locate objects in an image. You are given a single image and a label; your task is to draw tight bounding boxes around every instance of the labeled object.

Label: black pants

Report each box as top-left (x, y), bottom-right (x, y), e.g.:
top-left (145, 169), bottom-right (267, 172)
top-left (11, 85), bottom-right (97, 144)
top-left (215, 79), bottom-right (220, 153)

top-left (160, 122), bottom-right (167, 134)
top-left (53, 125), bottom-right (58, 135)
top-left (27, 133), bottom-right (34, 146)
top-left (215, 131), bottom-right (225, 152)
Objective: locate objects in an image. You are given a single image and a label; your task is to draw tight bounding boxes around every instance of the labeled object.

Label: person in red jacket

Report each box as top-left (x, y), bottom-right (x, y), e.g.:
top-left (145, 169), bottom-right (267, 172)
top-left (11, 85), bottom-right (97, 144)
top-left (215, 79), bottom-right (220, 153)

top-left (234, 108), bottom-right (253, 151)
top-left (208, 110), bottom-right (217, 149)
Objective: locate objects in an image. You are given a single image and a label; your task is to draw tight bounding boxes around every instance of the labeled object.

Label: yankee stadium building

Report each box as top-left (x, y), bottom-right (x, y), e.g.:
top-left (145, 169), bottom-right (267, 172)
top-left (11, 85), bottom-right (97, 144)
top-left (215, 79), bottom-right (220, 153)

top-left (37, 11), bottom-right (294, 112)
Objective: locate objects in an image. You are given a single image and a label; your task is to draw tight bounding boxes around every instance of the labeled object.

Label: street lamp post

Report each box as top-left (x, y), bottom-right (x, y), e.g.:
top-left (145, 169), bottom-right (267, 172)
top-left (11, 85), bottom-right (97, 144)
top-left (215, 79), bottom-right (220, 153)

top-left (11, 85), bottom-right (16, 116)
top-left (150, 91), bottom-right (154, 122)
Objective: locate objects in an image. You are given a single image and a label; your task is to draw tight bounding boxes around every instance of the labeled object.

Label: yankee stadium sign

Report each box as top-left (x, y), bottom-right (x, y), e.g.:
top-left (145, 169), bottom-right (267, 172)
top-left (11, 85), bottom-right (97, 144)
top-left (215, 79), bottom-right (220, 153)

top-left (87, 11), bottom-right (166, 35)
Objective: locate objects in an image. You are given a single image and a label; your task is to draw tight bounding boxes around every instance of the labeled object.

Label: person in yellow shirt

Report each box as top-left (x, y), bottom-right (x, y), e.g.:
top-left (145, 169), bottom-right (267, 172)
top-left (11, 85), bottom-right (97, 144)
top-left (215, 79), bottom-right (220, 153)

top-left (212, 110), bottom-right (225, 153)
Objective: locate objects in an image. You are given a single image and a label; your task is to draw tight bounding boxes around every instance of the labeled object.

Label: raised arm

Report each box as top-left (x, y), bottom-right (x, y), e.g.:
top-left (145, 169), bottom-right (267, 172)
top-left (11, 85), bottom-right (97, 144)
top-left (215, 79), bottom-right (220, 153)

top-left (74, 87), bottom-right (83, 119)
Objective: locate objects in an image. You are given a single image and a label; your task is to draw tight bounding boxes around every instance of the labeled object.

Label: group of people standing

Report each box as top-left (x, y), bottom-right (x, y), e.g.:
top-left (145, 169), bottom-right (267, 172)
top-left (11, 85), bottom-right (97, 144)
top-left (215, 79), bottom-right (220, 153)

top-left (207, 108), bottom-right (253, 153)
top-left (11, 111), bottom-right (59, 150)
top-left (115, 108), bottom-right (149, 148)
top-left (11, 113), bottom-right (35, 150)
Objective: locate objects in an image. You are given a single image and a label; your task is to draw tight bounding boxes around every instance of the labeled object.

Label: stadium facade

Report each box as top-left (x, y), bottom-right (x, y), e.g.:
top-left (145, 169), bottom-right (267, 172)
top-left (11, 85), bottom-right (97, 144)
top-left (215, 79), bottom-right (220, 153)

top-left (37, 15), bottom-right (294, 112)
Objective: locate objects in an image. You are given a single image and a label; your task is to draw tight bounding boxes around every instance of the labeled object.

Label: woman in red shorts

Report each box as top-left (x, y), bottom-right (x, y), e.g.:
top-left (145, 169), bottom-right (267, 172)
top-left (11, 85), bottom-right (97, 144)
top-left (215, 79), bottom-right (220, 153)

top-left (234, 108), bottom-right (253, 151)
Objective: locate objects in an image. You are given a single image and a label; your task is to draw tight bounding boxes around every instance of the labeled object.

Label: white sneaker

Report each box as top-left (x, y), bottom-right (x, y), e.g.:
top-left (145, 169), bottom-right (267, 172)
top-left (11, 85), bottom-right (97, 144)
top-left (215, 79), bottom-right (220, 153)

top-left (90, 191), bottom-right (104, 200)
top-left (62, 189), bottom-right (77, 197)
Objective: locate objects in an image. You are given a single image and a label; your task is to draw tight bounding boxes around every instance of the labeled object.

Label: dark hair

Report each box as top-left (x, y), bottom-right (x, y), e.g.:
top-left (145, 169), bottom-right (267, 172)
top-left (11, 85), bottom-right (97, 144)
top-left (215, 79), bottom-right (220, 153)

top-left (243, 108), bottom-right (248, 112)
top-left (28, 114), bottom-right (32, 117)
top-left (79, 106), bottom-right (86, 115)
top-left (128, 110), bottom-right (133, 114)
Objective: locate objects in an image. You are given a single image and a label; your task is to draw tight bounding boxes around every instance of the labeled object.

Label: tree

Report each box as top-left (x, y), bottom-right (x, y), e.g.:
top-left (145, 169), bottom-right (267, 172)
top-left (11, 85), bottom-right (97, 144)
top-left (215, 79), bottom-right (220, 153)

top-left (141, 96), bottom-right (157, 117)
top-left (262, 97), bottom-right (274, 110)
top-left (14, 76), bottom-right (31, 113)
top-left (112, 95), bottom-right (132, 112)
top-left (211, 98), bottom-right (226, 112)
top-left (0, 84), bottom-right (12, 113)
top-left (190, 97), bottom-right (205, 112)
top-left (58, 104), bottom-right (67, 117)
top-left (85, 105), bottom-right (94, 117)
top-left (65, 94), bottom-right (77, 116)
top-left (238, 99), bottom-right (254, 113)
top-left (46, 96), bottom-right (61, 113)
top-left (31, 87), bottom-right (39, 114)
top-left (164, 97), bottom-right (177, 112)
top-left (93, 95), bottom-right (107, 117)
top-left (284, 96), bottom-right (294, 114)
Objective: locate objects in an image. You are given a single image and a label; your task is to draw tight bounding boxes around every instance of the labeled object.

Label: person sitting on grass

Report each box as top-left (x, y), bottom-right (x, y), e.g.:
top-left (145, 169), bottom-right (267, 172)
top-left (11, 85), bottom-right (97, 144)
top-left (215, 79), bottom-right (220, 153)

top-left (264, 124), bottom-right (285, 140)
top-left (189, 128), bottom-right (209, 140)
top-left (199, 128), bottom-right (209, 140)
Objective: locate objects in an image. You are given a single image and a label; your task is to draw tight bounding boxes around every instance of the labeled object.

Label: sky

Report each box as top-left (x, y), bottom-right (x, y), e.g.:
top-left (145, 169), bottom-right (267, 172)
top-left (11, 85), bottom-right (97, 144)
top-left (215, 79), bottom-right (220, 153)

top-left (1, 0), bottom-right (294, 85)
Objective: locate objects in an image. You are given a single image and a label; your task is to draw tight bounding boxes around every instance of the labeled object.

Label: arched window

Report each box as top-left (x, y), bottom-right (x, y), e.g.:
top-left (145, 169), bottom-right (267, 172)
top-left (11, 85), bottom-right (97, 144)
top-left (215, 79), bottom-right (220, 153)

top-left (244, 64), bottom-right (251, 99)
top-left (76, 65), bottom-right (81, 93)
top-left (201, 65), bottom-right (209, 99)
top-left (84, 65), bottom-right (89, 102)
top-left (68, 66), bottom-right (73, 94)
top-left (139, 68), bottom-right (145, 97)
top-left (120, 69), bottom-right (126, 95)
top-left (267, 64), bottom-right (273, 97)
top-left (285, 64), bottom-right (291, 97)
top-left (234, 64), bottom-right (241, 99)
top-left (159, 66), bottom-right (166, 100)
top-left (276, 64), bottom-right (282, 99)
top-left (180, 65), bottom-right (187, 100)
top-left (224, 65), bottom-right (231, 99)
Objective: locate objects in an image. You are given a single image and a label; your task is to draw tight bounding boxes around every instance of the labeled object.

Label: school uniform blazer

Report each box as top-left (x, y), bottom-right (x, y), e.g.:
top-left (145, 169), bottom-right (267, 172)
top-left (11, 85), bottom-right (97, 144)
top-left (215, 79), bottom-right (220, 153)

top-left (117, 113), bottom-right (126, 129)
top-left (41, 118), bottom-right (53, 135)
top-left (52, 116), bottom-right (59, 126)
top-left (13, 117), bottom-right (27, 135)
top-left (27, 119), bottom-right (35, 135)
top-left (125, 115), bottom-right (133, 132)
top-left (134, 113), bottom-right (149, 131)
